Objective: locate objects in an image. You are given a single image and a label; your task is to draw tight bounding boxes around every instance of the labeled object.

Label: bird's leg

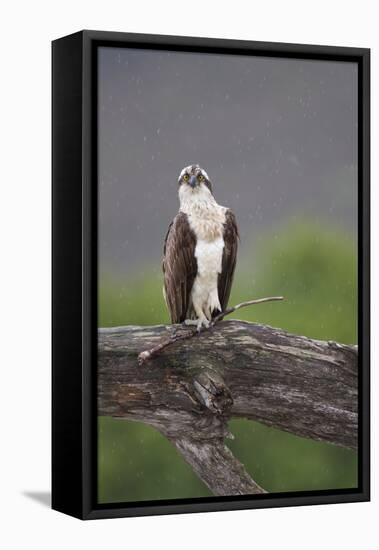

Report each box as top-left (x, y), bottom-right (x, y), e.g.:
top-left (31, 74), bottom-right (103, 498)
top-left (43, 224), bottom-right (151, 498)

top-left (184, 318), bottom-right (210, 332)
top-left (184, 302), bottom-right (210, 332)
top-left (183, 319), bottom-right (198, 327)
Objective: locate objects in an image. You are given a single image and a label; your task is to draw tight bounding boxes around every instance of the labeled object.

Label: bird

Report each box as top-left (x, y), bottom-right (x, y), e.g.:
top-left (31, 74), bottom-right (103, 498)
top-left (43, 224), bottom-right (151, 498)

top-left (163, 164), bottom-right (239, 331)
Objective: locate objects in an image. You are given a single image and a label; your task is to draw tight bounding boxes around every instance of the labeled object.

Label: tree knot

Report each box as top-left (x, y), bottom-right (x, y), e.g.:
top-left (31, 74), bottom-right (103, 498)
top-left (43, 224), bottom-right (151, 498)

top-left (192, 369), bottom-right (233, 415)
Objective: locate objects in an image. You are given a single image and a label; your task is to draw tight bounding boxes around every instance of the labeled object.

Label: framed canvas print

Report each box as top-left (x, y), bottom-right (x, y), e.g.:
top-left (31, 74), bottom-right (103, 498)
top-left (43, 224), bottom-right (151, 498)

top-left (52, 30), bottom-right (370, 520)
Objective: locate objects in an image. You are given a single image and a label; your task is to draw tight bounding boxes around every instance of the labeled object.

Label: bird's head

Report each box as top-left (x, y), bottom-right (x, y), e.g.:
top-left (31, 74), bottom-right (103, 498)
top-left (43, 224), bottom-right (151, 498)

top-left (178, 164), bottom-right (213, 203)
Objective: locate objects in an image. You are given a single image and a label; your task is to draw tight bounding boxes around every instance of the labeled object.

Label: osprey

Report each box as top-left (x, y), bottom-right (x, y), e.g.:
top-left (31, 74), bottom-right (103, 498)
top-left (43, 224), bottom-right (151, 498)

top-left (163, 164), bottom-right (239, 330)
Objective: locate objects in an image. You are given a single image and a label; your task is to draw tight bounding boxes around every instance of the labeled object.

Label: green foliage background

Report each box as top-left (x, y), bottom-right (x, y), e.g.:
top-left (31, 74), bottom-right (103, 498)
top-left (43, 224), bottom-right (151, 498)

top-left (98, 222), bottom-right (357, 503)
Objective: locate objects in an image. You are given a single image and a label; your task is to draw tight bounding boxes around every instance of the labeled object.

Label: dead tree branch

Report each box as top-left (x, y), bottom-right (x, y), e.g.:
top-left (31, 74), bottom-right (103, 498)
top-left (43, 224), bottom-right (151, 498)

top-left (138, 296), bottom-right (284, 364)
top-left (98, 320), bottom-right (357, 496)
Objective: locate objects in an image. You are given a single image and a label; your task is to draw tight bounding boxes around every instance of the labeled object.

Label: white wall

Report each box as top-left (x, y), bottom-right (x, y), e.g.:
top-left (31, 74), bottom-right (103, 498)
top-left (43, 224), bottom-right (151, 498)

top-left (0, 1), bottom-right (376, 548)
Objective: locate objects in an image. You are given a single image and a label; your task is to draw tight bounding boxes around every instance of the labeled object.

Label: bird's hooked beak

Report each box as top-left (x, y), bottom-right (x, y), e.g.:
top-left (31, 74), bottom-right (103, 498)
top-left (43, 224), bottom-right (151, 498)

top-left (189, 175), bottom-right (197, 188)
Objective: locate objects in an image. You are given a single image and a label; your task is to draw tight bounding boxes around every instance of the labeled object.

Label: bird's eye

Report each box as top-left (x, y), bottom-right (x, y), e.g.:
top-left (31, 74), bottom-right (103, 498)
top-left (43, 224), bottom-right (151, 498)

top-left (183, 174), bottom-right (190, 181)
top-left (198, 174), bottom-right (204, 182)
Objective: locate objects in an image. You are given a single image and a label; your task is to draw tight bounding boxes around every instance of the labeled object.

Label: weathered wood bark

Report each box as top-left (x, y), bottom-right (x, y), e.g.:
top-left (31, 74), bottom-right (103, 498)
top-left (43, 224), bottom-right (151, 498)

top-left (98, 320), bottom-right (358, 496)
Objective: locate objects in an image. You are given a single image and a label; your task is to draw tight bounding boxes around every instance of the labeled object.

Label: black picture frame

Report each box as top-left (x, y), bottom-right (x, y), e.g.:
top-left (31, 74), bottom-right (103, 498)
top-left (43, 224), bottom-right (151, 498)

top-left (52, 30), bottom-right (370, 520)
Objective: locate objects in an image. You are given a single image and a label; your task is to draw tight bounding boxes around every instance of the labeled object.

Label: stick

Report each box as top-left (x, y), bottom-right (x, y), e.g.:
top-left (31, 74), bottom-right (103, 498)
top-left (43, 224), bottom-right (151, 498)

top-left (211, 296), bottom-right (284, 323)
top-left (138, 296), bottom-right (284, 364)
top-left (137, 328), bottom-right (197, 364)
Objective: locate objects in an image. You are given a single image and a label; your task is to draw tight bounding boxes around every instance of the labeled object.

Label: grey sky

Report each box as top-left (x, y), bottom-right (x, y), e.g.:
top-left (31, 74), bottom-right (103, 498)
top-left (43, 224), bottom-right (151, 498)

top-left (98, 46), bottom-right (357, 278)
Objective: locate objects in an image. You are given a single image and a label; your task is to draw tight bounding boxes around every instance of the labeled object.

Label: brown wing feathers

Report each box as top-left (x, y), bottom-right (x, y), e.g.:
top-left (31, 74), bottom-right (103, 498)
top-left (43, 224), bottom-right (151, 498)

top-left (217, 209), bottom-right (239, 313)
top-left (162, 212), bottom-right (197, 323)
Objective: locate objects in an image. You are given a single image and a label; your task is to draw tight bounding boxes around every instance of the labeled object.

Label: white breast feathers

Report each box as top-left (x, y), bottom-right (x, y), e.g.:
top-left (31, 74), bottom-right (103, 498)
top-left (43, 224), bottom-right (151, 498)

top-left (179, 183), bottom-right (227, 329)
